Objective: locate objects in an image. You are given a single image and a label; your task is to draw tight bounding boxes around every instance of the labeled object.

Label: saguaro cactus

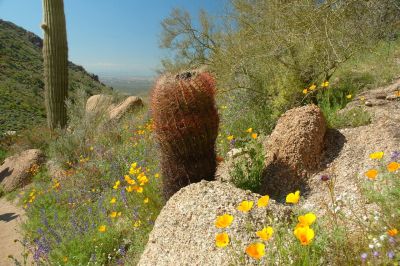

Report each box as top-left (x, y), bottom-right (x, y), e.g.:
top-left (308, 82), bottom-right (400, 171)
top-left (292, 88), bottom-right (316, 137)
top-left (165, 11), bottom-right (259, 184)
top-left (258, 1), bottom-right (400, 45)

top-left (151, 70), bottom-right (219, 200)
top-left (42, 0), bottom-right (68, 129)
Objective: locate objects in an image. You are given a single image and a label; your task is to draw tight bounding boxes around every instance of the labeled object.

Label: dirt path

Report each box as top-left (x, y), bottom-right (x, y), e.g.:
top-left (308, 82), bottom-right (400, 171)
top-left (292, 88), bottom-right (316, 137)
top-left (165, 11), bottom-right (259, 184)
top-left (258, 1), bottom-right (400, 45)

top-left (0, 197), bottom-right (31, 266)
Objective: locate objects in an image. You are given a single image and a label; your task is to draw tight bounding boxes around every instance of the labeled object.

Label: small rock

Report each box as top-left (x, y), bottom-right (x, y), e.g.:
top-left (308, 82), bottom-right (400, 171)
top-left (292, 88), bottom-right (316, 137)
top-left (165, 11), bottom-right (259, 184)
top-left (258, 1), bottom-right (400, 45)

top-left (86, 94), bottom-right (143, 122)
top-left (386, 95), bottom-right (398, 101)
top-left (86, 94), bottom-right (114, 113)
top-left (109, 96), bottom-right (143, 121)
top-left (365, 101), bottom-right (373, 107)
top-left (0, 149), bottom-right (45, 192)
top-left (375, 94), bottom-right (386, 100)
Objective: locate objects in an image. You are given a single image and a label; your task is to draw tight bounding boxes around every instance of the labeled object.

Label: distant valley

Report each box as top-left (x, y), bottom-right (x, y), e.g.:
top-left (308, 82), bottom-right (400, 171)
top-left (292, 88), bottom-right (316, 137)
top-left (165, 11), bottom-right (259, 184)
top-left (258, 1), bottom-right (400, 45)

top-left (100, 75), bottom-right (154, 98)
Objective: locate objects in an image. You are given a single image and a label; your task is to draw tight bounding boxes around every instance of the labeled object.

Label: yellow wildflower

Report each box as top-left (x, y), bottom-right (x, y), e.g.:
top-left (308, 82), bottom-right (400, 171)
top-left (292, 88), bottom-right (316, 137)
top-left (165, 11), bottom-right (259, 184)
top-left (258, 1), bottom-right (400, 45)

top-left (124, 175), bottom-right (136, 185)
top-left (110, 197), bottom-right (117, 204)
top-left (286, 190), bottom-right (300, 204)
top-left (245, 243), bottom-right (265, 260)
top-left (365, 169), bottom-right (378, 180)
top-left (28, 196), bottom-right (35, 203)
top-left (388, 228), bottom-right (398, 237)
top-left (98, 225), bottom-right (106, 232)
top-left (294, 225), bottom-right (314, 245)
top-left (113, 180), bottom-right (120, 190)
top-left (346, 94), bottom-right (352, 99)
top-left (246, 128), bottom-right (253, 133)
top-left (309, 84), bottom-right (316, 90)
top-left (227, 135), bottom-right (234, 141)
top-left (215, 214), bottom-right (234, 228)
top-left (144, 197), bottom-right (149, 204)
top-left (251, 133), bottom-right (258, 139)
top-left (110, 212), bottom-right (117, 218)
top-left (387, 162), bottom-right (400, 172)
top-left (321, 81), bottom-right (329, 87)
top-left (215, 232), bottom-right (230, 248)
top-left (237, 201), bottom-right (254, 212)
top-left (134, 186), bottom-right (144, 193)
top-left (257, 195), bottom-right (269, 208)
top-left (369, 151), bottom-right (384, 160)
top-left (303, 89), bottom-right (308, 94)
top-left (298, 213), bottom-right (316, 227)
top-left (133, 220), bottom-right (141, 227)
top-left (138, 175), bottom-right (149, 185)
top-left (126, 186), bottom-right (134, 192)
top-left (256, 226), bottom-right (274, 241)
top-left (154, 173), bottom-right (160, 178)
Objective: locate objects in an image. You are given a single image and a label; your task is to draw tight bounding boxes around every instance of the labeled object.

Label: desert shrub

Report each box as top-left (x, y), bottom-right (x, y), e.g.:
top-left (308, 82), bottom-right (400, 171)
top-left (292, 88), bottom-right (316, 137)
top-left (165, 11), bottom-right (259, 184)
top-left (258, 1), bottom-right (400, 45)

top-left (48, 89), bottom-right (109, 166)
top-left (230, 135), bottom-right (265, 193)
top-left (160, 0), bottom-right (400, 137)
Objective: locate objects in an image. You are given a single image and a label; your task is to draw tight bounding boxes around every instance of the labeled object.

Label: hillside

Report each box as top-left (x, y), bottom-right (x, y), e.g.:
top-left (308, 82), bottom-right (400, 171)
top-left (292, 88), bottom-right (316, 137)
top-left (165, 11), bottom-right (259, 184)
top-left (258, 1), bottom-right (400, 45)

top-left (0, 19), bottom-right (111, 134)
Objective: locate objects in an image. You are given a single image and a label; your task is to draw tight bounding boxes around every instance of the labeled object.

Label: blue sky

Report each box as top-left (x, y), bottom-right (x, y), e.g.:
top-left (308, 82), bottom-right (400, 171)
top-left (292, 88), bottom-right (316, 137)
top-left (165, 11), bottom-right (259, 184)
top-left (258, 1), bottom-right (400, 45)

top-left (0, 0), bottom-right (225, 77)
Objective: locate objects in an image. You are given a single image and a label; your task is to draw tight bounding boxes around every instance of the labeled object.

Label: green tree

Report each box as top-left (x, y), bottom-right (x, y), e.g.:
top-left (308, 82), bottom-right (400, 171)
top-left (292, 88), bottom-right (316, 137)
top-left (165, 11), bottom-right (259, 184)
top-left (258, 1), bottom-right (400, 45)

top-left (159, 8), bottom-right (220, 72)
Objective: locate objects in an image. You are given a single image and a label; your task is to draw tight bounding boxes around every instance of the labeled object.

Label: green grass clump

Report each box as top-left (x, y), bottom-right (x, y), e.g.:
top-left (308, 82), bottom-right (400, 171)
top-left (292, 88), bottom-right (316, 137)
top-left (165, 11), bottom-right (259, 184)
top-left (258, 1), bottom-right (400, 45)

top-left (326, 107), bottom-right (371, 129)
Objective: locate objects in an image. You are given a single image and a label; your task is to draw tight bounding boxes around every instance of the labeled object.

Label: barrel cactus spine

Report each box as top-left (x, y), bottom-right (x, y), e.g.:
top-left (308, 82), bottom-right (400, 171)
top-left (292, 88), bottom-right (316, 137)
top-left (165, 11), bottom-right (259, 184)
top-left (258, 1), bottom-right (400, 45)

top-left (151, 70), bottom-right (219, 200)
top-left (42, 0), bottom-right (69, 129)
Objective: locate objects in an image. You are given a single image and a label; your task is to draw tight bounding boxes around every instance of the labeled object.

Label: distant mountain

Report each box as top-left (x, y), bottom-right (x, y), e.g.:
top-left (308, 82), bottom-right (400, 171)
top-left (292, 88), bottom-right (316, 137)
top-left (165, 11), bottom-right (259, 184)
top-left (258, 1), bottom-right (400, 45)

top-left (0, 19), bottom-right (112, 134)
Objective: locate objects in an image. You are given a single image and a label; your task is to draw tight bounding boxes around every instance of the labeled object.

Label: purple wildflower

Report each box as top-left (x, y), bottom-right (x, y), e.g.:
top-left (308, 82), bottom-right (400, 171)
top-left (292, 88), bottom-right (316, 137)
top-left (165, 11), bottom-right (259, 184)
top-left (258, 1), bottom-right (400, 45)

top-left (320, 174), bottom-right (330, 182)
top-left (387, 251), bottom-right (395, 259)
top-left (391, 151), bottom-right (400, 161)
top-left (373, 251), bottom-right (379, 257)
top-left (118, 245), bottom-right (126, 256)
top-left (230, 139), bottom-right (236, 147)
top-left (361, 253), bottom-right (368, 261)
top-left (389, 237), bottom-right (396, 245)
top-left (120, 188), bottom-right (128, 206)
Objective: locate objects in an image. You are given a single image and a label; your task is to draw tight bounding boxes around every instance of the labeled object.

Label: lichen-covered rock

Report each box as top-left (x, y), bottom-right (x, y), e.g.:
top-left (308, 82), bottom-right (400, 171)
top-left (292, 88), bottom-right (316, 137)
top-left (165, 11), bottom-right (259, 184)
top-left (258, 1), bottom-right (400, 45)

top-left (138, 181), bottom-right (291, 266)
top-left (261, 105), bottom-right (326, 200)
top-left (85, 94), bottom-right (114, 113)
top-left (86, 94), bottom-right (143, 121)
top-left (109, 96), bottom-right (143, 121)
top-left (0, 149), bottom-right (44, 192)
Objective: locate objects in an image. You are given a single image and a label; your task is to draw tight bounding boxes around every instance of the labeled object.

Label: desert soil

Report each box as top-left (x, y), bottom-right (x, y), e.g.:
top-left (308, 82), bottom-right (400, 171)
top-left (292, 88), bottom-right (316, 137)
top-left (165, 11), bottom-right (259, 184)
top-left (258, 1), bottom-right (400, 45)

top-left (0, 197), bottom-right (31, 265)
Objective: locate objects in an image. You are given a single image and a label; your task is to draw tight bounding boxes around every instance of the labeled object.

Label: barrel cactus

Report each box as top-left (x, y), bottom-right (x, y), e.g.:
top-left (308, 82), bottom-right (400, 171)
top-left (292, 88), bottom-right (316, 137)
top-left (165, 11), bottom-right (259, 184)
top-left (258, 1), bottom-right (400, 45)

top-left (151, 70), bottom-right (219, 200)
top-left (41, 0), bottom-right (68, 129)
